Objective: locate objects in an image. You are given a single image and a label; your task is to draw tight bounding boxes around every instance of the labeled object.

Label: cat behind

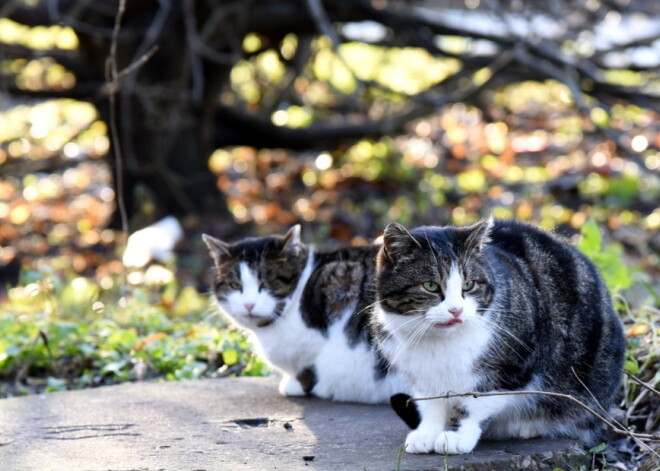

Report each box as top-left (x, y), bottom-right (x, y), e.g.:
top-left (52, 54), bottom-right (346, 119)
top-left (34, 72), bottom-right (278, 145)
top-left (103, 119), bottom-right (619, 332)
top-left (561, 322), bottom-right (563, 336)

top-left (203, 225), bottom-right (406, 403)
top-left (372, 218), bottom-right (625, 454)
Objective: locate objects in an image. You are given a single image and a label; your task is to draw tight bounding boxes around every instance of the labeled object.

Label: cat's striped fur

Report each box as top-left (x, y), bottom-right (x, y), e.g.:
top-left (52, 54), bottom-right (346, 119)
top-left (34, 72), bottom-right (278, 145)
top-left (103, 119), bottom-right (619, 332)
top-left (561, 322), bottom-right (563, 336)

top-left (372, 218), bottom-right (625, 454)
top-left (203, 226), bottom-right (406, 403)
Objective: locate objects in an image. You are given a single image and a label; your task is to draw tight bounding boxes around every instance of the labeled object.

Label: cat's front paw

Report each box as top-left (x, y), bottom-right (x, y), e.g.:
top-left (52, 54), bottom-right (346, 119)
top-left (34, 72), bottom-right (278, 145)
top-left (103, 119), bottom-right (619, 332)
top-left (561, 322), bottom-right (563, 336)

top-left (278, 376), bottom-right (305, 396)
top-left (405, 427), bottom-right (440, 454)
top-left (434, 430), bottom-right (479, 455)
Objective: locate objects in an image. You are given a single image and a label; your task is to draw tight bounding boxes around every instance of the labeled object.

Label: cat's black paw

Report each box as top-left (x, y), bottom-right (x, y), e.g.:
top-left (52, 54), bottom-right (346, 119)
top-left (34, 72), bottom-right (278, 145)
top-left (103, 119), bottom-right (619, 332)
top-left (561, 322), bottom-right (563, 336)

top-left (390, 393), bottom-right (421, 429)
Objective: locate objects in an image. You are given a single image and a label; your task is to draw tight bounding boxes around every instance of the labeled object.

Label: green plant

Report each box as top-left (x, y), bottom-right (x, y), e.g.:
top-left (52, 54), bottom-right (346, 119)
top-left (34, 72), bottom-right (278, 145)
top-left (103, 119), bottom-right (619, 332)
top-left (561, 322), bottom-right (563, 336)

top-left (0, 267), bottom-right (268, 397)
top-left (578, 219), bottom-right (659, 461)
top-left (578, 219), bottom-right (632, 293)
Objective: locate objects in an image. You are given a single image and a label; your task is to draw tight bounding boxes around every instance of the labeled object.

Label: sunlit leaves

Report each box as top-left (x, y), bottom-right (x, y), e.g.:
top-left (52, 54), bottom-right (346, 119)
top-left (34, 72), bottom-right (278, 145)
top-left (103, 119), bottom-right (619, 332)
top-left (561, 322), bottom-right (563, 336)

top-left (256, 50), bottom-right (286, 83)
top-left (0, 100), bottom-right (100, 155)
top-left (207, 81), bottom-right (658, 238)
top-left (0, 99), bottom-right (113, 268)
top-left (229, 35), bottom-right (462, 126)
top-left (271, 105), bottom-right (313, 128)
top-left (495, 80), bottom-right (573, 113)
top-left (0, 18), bottom-right (78, 50)
top-left (579, 220), bottom-right (633, 291)
top-left (590, 107), bottom-right (610, 127)
top-left (280, 33), bottom-right (298, 60)
top-left (313, 46), bottom-right (356, 94)
top-left (604, 69), bottom-right (649, 87)
top-left (339, 42), bottom-right (461, 95)
top-left (242, 33), bottom-right (263, 54)
top-left (1, 57), bottom-right (76, 91)
top-left (231, 60), bottom-right (260, 104)
top-left (457, 168), bottom-right (487, 193)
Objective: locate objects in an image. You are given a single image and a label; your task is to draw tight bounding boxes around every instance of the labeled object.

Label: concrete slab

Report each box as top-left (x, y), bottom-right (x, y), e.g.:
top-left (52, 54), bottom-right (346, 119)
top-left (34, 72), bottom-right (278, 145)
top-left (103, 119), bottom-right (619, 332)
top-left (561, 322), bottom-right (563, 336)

top-left (0, 377), bottom-right (586, 471)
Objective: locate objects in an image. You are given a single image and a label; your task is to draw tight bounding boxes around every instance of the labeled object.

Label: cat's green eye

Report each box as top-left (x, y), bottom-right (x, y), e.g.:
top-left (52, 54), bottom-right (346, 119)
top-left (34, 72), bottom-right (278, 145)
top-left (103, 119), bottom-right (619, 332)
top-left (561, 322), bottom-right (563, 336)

top-left (422, 281), bottom-right (440, 293)
top-left (462, 280), bottom-right (476, 292)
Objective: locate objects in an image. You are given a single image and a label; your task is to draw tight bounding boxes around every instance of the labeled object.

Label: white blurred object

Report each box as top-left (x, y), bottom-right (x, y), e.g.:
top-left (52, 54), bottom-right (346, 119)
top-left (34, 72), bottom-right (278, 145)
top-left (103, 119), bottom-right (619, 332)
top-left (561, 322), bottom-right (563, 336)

top-left (122, 216), bottom-right (183, 268)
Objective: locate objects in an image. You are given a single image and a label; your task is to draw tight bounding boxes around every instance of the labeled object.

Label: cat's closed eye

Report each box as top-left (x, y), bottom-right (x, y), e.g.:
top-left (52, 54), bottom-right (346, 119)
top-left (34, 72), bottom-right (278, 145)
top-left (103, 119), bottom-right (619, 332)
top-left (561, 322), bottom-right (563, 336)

top-left (229, 281), bottom-right (242, 290)
top-left (213, 278), bottom-right (240, 292)
top-left (276, 275), bottom-right (296, 285)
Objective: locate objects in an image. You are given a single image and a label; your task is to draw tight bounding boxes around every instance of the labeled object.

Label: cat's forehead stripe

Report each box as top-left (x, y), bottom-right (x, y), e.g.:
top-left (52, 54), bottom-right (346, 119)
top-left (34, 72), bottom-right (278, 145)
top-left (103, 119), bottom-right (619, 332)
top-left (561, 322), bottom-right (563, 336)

top-left (228, 237), bottom-right (283, 260)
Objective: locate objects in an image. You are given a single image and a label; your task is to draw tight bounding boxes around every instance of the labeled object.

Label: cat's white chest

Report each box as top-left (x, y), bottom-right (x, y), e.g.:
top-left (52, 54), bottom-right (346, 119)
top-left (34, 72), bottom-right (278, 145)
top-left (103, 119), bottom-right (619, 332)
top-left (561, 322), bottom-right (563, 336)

top-left (251, 255), bottom-right (323, 374)
top-left (253, 309), bottom-right (325, 374)
top-left (378, 309), bottom-right (491, 397)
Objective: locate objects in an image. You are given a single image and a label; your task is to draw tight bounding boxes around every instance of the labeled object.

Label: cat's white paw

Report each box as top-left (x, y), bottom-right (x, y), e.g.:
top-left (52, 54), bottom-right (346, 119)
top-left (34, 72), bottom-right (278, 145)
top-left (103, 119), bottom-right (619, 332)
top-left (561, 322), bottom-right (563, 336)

top-left (278, 376), bottom-right (305, 396)
top-left (405, 427), bottom-right (440, 454)
top-left (517, 421), bottom-right (541, 439)
top-left (434, 430), bottom-right (479, 455)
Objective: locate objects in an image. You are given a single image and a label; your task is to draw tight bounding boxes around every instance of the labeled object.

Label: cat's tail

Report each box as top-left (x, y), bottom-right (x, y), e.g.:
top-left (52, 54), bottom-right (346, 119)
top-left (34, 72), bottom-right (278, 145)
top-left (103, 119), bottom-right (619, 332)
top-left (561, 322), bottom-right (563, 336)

top-left (390, 393), bottom-right (421, 429)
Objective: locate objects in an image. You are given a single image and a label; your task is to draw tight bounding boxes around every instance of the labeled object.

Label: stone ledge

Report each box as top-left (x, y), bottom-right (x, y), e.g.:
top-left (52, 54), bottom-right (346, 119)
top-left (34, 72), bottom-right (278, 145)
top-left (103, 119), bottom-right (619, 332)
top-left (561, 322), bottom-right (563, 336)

top-left (0, 377), bottom-right (587, 470)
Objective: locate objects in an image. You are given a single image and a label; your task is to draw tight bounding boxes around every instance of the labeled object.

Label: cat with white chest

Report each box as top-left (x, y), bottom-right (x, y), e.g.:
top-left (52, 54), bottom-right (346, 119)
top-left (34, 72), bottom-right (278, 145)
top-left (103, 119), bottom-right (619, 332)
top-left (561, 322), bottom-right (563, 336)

top-left (372, 218), bottom-right (625, 454)
top-left (203, 225), bottom-right (407, 403)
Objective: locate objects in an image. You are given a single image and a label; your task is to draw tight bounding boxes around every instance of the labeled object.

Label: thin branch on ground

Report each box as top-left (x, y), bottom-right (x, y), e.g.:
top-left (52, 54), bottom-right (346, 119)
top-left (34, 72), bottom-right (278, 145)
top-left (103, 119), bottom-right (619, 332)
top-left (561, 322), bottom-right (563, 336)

top-left (408, 389), bottom-right (660, 443)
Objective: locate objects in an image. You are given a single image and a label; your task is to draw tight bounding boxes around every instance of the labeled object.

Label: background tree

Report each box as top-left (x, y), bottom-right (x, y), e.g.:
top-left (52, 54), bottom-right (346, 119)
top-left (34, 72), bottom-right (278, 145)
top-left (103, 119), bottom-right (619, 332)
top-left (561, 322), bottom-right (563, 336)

top-left (2, 0), bottom-right (659, 233)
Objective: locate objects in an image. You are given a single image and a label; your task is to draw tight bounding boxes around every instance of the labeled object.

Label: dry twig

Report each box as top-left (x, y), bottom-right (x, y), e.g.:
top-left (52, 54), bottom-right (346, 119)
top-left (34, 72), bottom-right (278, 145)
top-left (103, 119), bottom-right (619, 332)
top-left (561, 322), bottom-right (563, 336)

top-left (409, 389), bottom-right (660, 443)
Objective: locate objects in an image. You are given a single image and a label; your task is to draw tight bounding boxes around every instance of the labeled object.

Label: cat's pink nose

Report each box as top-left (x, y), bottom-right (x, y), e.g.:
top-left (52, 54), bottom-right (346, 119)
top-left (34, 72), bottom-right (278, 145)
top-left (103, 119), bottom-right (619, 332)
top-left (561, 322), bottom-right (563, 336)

top-left (244, 302), bottom-right (255, 312)
top-left (449, 307), bottom-right (463, 318)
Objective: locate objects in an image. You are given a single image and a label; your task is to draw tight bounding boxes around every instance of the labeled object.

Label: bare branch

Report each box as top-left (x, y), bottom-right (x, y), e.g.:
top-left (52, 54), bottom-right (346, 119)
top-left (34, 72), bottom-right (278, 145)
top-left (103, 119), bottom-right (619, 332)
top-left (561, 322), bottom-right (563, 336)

top-left (624, 370), bottom-right (660, 398)
top-left (101, 45), bottom-right (159, 96)
top-left (409, 390), bottom-right (660, 442)
top-left (106, 0), bottom-right (129, 238)
top-left (306, 0), bottom-right (341, 47)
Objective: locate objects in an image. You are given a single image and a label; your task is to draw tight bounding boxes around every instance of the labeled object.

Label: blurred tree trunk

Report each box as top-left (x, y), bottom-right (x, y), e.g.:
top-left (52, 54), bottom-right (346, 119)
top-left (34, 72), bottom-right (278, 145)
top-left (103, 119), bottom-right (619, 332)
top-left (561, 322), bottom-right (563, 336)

top-left (73, 2), bottom-right (233, 227)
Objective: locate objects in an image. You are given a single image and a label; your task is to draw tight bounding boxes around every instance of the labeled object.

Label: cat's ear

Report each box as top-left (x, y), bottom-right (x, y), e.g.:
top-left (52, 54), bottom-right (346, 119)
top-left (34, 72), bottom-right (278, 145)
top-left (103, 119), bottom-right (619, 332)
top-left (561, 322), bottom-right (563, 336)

top-left (381, 222), bottom-right (420, 263)
top-left (465, 216), bottom-right (494, 252)
top-left (281, 224), bottom-right (304, 255)
top-left (202, 234), bottom-right (231, 266)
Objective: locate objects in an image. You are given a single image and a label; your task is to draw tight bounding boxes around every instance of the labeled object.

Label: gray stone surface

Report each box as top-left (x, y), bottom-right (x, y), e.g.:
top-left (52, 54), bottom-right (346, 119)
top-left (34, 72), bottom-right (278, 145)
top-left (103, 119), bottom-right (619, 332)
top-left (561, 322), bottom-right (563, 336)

top-left (0, 377), bottom-right (586, 470)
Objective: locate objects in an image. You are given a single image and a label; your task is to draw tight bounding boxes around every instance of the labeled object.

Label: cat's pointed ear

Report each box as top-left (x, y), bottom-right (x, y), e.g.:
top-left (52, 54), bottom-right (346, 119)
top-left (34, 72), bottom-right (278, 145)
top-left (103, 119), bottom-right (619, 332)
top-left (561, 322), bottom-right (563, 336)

top-left (381, 222), bottom-right (420, 263)
top-left (465, 216), bottom-right (494, 252)
top-left (202, 234), bottom-right (231, 266)
top-left (281, 224), bottom-right (304, 255)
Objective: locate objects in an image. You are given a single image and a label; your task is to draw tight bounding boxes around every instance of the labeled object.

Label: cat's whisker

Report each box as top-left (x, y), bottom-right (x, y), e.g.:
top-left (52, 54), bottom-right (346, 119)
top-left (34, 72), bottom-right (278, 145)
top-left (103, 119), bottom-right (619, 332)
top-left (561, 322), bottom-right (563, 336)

top-left (380, 315), bottom-right (425, 343)
top-left (474, 316), bottom-right (533, 355)
top-left (476, 307), bottom-right (525, 316)
top-left (356, 298), bottom-right (394, 317)
top-left (388, 318), bottom-right (430, 367)
top-left (471, 317), bottom-right (531, 362)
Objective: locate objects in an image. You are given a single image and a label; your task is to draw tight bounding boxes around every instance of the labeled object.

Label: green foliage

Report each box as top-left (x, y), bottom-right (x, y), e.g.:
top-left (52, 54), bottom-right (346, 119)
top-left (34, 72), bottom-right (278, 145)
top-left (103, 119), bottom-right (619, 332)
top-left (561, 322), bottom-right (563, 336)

top-left (587, 443), bottom-right (608, 454)
top-left (578, 220), bottom-right (659, 440)
top-left (0, 268), bottom-right (268, 397)
top-left (578, 219), bottom-right (632, 292)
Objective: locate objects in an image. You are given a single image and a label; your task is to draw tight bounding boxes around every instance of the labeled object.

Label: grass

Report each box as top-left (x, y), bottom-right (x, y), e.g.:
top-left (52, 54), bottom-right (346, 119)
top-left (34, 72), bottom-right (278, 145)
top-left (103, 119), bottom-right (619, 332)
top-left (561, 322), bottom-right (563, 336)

top-left (0, 266), bottom-right (267, 397)
top-left (579, 221), bottom-right (659, 440)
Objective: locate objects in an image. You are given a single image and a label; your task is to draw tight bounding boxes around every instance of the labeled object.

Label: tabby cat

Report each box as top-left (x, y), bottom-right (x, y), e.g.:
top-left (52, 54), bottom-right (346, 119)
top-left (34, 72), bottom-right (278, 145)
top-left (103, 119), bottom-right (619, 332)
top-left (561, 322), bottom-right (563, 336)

top-left (203, 226), bottom-right (406, 403)
top-left (373, 218), bottom-right (625, 454)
